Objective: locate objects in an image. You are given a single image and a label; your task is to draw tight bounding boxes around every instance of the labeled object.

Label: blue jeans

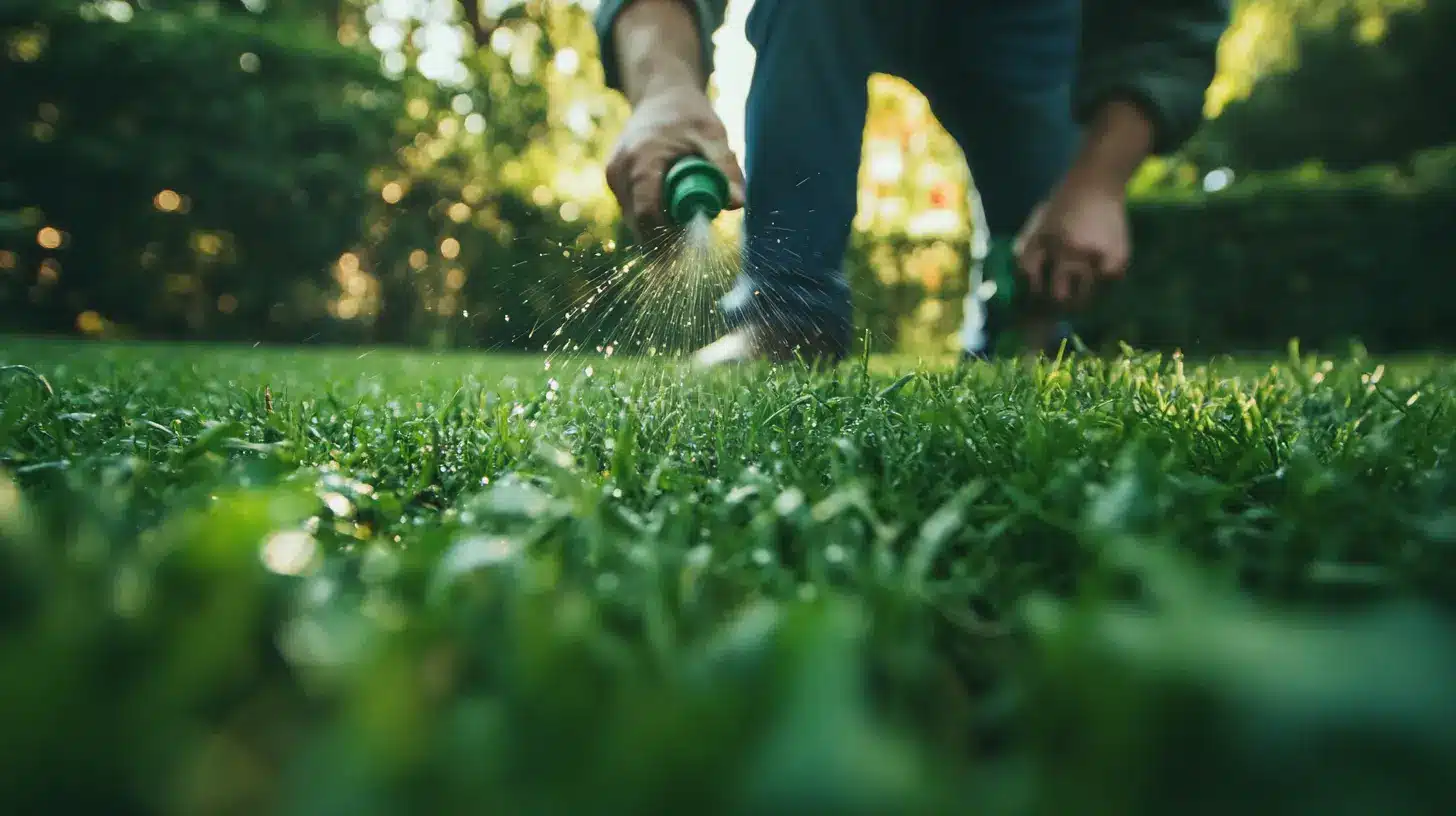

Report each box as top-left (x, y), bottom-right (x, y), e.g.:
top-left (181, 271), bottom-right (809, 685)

top-left (721, 0), bottom-right (1081, 359)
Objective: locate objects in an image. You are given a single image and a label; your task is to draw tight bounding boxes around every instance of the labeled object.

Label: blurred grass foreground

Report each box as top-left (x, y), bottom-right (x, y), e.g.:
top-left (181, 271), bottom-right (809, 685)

top-left (3, 340), bottom-right (1456, 814)
top-left (3, 0), bottom-right (1456, 354)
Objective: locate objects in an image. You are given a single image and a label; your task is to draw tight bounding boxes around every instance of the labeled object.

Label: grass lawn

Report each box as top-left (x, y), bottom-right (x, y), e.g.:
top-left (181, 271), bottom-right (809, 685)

top-left (3, 336), bottom-right (1455, 814)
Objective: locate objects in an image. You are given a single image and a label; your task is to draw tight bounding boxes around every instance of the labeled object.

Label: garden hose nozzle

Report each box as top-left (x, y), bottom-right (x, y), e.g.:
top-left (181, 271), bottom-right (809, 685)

top-left (981, 239), bottom-right (1072, 357)
top-left (980, 239), bottom-right (1021, 355)
top-left (663, 155), bottom-right (729, 227)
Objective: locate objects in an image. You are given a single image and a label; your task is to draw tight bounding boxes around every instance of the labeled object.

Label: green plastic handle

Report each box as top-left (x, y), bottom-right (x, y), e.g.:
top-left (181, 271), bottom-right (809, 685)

top-left (985, 240), bottom-right (1017, 308)
top-left (663, 155), bottom-right (729, 227)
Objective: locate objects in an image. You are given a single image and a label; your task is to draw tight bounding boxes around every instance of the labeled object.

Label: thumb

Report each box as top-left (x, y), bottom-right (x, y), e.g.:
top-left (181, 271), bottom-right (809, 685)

top-left (1018, 239), bottom-right (1047, 296)
top-left (1013, 202), bottom-right (1045, 257)
top-left (1015, 203), bottom-right (1049, 295)
top-left (694, 134), bottom-right (747, 210)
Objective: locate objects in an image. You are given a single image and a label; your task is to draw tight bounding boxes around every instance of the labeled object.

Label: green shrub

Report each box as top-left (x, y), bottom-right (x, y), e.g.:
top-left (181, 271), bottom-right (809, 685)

top-left (1079, 162), bottom-right (1456, 354)
top-left (0, 0), bottom-right (401, 338)
top-left (840, 159), bottom-right (1456, 356)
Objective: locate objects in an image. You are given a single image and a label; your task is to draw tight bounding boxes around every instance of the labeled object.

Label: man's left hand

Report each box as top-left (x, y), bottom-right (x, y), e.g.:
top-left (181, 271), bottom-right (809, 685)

top-left (1014, 99), bottom-right (1153, 308)
top-left (1014, 176), bottom-right (1131, 308)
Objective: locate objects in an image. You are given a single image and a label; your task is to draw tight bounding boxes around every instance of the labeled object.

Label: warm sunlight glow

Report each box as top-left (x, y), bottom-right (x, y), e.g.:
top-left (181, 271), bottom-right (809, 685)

top-left (154, 190), bottom-right (182, 213)
top-left (36, 227), bottom-right (62, 250)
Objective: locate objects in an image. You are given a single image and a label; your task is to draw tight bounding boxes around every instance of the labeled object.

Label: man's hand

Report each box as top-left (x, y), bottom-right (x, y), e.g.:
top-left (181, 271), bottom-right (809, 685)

top-left (605, 85), bottom-right (745, 238)
top-left (606, 0), bottom-right (745, 239)
top-left (1015, 99), bottom-right (1153, 306)
top-left (1015, 178), bottom-right (1129, 306)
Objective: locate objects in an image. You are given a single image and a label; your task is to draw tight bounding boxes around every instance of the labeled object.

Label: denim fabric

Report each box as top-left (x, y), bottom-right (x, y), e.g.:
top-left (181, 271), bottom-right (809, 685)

top-left (723, 0), bottom-right (1081, 358)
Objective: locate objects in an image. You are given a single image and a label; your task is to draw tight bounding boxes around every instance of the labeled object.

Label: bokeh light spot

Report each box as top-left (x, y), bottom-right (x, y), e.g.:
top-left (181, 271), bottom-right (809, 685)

top-left (36, 227), bottom-right (62, 250)
top-left (76, 310), bottom-right (104, 335)
top-left (261, 531), bottom-right (319, 576)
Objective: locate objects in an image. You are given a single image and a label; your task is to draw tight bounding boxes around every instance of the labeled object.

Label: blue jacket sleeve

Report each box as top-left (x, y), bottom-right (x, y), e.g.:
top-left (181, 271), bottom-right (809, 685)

top-left (593, 0), bottom-right (728, 93)
top-left (1075, 0), bottom-right (1233, 155)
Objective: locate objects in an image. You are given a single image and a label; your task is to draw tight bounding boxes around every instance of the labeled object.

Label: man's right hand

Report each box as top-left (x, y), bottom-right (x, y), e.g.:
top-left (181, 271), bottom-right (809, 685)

top-left (605, 86), bottom-right (745, 239)
top-left (604, 0), bottom-right (745, 239)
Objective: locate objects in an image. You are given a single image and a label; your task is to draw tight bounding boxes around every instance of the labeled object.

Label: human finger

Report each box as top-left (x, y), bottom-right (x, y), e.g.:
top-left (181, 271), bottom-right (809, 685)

top-left (1051, 253), bottom-right (1094, 305)
top-left (605, 149), bottom-right (638, 235)
top-left (693, 134), bottom-right (746, 210)
top-left (1018, 237), bottom-right (1048, 297)
top-left (628, 156), bottom-right (670, 238)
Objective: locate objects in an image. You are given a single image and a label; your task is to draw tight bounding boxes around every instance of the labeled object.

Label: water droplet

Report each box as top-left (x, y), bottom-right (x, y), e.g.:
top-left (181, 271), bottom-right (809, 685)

top-left (686, 544), bottom-right (712, 569)
top-left (773, 488), bottom-right (804, 516)
top-left (321, 492), bottom-right (353, 518)
top-left (438, 534), bottom-right (520, 576)
top-left (261, 531), bottom-right (319, 576)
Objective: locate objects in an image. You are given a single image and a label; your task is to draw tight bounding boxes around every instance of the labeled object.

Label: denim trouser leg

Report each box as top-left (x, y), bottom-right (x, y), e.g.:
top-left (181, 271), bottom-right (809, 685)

top-left (916, 1), bottom-right (1080, 356)
top-left (719, 0), bottom-right (885, 360)
top-left (724, 0), bottom-right (1081, 359)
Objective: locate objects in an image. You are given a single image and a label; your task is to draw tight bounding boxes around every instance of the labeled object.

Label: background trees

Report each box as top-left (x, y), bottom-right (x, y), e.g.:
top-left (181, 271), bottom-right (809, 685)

top-left (2, 0), bottom-right (1452, 354)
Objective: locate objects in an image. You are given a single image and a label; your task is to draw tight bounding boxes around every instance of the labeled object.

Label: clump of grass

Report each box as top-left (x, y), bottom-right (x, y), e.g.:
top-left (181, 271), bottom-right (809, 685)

top-left (1, 337), bottom-right (1454, 815)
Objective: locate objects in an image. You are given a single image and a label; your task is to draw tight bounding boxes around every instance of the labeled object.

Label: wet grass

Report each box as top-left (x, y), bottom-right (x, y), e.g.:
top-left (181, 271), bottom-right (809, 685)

top-left (2, 337), bottom-right (1455, 815)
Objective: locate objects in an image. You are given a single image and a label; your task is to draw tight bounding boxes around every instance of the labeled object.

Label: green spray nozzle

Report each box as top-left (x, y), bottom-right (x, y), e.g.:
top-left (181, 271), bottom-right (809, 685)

top-left (663, 155), bottom-right (729, 227)
top-left (985, 241), bottom-right (1018, 309)
top-left (981, 239), bottom-right (1024, 357)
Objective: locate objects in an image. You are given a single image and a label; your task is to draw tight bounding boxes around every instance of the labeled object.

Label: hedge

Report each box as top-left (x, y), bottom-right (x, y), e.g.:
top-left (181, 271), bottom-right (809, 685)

top-left (840, 159), bottom-right (1456, 357)
top-left (1082, 165), bottom-right (1456, 355)
top-left (0, 0), bottom-right (401, 339)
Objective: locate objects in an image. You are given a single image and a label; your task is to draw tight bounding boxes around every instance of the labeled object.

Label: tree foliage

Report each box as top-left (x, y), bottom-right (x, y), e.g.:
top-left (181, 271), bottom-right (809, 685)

top-left (0, 0), bottom-right (624, 348)
top-left (1194, 0), bottom-right (1456, 173)
top-left (0, 0), bottom-right (401, 338)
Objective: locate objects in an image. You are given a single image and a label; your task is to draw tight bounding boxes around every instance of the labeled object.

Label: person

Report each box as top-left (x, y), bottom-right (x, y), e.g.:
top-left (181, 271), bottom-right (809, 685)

top-left (594, 0), bottom-right (1230, 365)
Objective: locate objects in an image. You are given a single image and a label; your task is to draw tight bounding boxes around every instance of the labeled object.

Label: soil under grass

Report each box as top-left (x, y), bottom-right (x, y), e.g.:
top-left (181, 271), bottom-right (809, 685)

top-left (2, 337), bottom-right (1454, 815)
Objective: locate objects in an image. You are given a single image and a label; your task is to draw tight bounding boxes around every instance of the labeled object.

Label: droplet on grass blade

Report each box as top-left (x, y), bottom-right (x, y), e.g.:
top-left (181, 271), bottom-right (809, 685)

top-left (774, 488), bottom-right (806, 517)
top-left (438, 534), bottom-right (520, 576)
top-left (260, 531), bottom-right (319, 576)
top-left (685, 544), bottom-right (713, 569)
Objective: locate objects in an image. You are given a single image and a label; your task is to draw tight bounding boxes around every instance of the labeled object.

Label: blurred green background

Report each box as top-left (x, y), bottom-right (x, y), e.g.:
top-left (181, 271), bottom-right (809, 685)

top-left (3, 0), bottom-right (1454, 355)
